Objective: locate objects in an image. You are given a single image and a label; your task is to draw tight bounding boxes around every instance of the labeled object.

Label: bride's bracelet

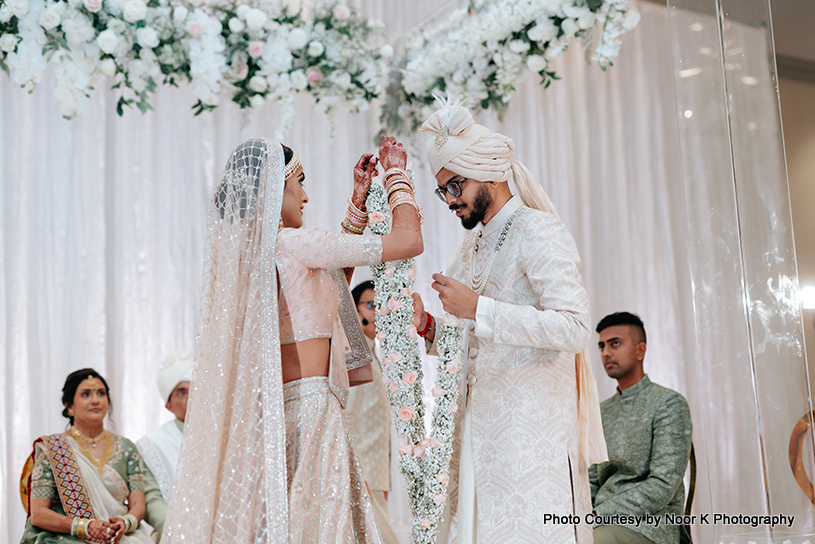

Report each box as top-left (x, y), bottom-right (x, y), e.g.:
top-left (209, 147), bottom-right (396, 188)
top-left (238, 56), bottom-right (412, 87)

top-left (383, 168), bottom-right (412, 191)
top-left (342, 197), bottom-right (368, 235)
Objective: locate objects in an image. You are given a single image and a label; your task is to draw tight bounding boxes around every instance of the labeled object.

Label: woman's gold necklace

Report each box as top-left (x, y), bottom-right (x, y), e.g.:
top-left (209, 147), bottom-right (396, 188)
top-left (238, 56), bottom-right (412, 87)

top-left (71, 427), bottom-right (114, 474)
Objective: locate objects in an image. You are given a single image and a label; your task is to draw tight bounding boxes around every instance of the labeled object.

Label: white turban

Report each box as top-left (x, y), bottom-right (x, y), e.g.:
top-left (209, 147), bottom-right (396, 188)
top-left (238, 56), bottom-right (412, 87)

top-left (158, 351), bottom-right (194, 401)
top-left (420, 100), bottom-right (560, 218)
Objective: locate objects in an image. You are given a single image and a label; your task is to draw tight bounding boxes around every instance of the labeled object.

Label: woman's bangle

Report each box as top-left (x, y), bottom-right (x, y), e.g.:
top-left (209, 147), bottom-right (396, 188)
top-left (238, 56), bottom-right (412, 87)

top-left (73, 518), bottom-right (91, 539)
top-left (418, 312), bottom-right (433, 337)
top-left (341, 218), bottom-right (365, 235)
top-left (123, 513), bottom-right (138, 533)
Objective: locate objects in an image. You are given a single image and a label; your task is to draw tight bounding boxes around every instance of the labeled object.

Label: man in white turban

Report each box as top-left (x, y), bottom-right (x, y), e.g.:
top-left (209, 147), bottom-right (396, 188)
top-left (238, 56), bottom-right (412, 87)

top-left (413, 101), bottom-right (607, 544)
top-left (136, 351), bottom-right (193, 541)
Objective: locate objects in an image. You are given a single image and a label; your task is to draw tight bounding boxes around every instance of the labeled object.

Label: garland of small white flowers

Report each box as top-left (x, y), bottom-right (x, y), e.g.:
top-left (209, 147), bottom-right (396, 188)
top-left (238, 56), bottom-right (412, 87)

top-left (367, 179), bottom-right (465, 544)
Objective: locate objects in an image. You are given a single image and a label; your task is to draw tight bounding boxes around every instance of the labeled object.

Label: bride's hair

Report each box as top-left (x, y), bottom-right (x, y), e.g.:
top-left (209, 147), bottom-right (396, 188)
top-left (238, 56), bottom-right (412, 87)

top-left (282, 144), bottom-right (293, 165)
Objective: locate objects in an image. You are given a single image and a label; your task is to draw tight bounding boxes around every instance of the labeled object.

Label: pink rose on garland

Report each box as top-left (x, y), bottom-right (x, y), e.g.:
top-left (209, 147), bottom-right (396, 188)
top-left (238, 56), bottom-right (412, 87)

top-left (413, 445), bottom-right (425, 458)
top-left (369, 211), bottom-right (386, 223)
top-left (398, 406), bottom-right (416, 421)
top-left (398, 445), bottom-right (412, 456)
top-left (388, 298), bottom-right (401, 311)
top-left (433, 493), bottom-right (447, 506)
top-left (421, 519), bottom-right (432, 530)
top-left (432, 387), bottom-right (445, 397)
top-left (402, 371), bottom-right (418, 385)
top-left (435, 472), bottom-right (449, 484)
top-left (446, 360), bottom-right (460, 373)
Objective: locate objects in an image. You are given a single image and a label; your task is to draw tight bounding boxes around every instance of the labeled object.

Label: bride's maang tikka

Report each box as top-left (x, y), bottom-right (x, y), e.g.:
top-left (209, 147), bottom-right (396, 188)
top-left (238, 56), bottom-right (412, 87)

top-left (285, 153), bottom-right (302, 180)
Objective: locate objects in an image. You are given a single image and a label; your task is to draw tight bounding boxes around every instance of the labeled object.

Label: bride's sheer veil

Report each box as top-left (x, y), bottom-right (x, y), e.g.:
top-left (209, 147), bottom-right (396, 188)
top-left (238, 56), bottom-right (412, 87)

top-left (162, 138), bottom-right (288, 544)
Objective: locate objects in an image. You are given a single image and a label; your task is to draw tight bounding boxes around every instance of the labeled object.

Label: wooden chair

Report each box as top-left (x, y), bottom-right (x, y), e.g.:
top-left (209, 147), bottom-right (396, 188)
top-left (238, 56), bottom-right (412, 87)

top-left (788, 410), bottom-right (815, 506)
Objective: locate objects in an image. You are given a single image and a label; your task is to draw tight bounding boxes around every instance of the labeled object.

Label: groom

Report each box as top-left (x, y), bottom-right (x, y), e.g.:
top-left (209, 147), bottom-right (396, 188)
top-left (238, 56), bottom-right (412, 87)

top-left (413, 103), bottom-right (606, 544)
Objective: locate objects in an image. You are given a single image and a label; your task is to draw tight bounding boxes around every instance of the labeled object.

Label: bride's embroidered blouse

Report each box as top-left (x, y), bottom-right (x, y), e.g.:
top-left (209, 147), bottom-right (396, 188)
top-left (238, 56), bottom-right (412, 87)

top-left (276, 228), bottom-right (383, 344)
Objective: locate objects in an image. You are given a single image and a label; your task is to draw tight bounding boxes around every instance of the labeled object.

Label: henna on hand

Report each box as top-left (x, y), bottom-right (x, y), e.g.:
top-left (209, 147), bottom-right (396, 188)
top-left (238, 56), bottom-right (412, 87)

top-left (378, 135), bottom-right (407, 172)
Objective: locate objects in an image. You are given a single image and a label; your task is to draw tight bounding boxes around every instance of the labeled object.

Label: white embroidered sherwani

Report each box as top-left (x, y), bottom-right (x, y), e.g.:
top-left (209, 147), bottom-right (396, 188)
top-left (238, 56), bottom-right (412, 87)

top-left (137, 420), bottom-right (183, 501)
top-left (433, 196), bottom-right (593, 544)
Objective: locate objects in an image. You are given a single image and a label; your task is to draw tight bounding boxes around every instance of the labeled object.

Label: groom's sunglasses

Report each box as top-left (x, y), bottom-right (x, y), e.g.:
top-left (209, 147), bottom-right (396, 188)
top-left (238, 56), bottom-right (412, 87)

top-left (434, 178), bottom-right (466, 202)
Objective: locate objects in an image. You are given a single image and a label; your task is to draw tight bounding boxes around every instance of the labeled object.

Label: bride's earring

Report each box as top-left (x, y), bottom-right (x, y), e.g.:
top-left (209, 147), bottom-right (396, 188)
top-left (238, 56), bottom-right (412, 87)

top-left (279, 216), bottom-right (284, 231)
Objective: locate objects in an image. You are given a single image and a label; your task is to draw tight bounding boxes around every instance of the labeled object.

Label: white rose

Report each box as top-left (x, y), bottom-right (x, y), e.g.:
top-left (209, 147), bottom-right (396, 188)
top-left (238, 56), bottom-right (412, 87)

top-left (123, 0), bottom-right (147, 23)
top-left (527, 21), bottom-right (556, 43)
top-left (287, 28), bottom-right (308, 49)
top-left (578, 11), bottom-right (595, 29)
top-left (0, 5), bottom-right (12, 22)
top-left (98, 57), bottom-right (116, 75)
top-left (228, 17), bottom-right (244, 33)
top-left (290, 69), bottom-right (307, 90)
top-left (379, 44), bottom-right (393, 59)
top-left (0, 34), bottom-right (18, 52)
top-left (561, 18), bottom-right (578, 36)
top-left (622, 9), bottom-right (641, 31)
top-left (306, 40), bottom-right (323, 57)
top-left (545, 44), bottom-right (563, 59)
top-left (247, 74), bottom-right (267, 92)
top-left (97, 29), bottom-right (122, 54)
top-left (136, 26), bottom-right (159, 48)
top-left (83, 0), bottom-right (102, 13)
top-left (39, 6), bottom-right (62, 30)
top-left (8, 0), bottom-right (29, 17)
top-left (508, 40), bottom-right (530, 53)
top-left (107, 18), bottom-right (126, 32)
top-left (172, 5), bottom-right (188, 22)
top-left (244, 8), bottom-right (267, 31)
top-left (235, 4), bottom-right (250, 20)
top-left (250, 93), bottom-right (264, 108)
top-left (332, 4), bottom-right (350, 20)
top-left (526, 54), bottom-right (546, 72)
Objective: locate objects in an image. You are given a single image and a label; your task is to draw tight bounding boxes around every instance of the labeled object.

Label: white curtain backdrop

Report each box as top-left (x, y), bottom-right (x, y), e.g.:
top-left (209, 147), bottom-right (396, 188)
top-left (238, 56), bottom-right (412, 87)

top-left (1, 2), bottom-right (734, 541)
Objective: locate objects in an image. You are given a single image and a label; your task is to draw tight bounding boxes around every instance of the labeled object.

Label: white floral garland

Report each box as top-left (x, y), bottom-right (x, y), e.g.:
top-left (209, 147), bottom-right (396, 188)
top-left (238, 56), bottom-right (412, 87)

top-left (367, 180), bottom-right (465, 544)
top-left (382, 0), bottom-right (641, 133)
top-left (0, 0), bottom-right (389, 132)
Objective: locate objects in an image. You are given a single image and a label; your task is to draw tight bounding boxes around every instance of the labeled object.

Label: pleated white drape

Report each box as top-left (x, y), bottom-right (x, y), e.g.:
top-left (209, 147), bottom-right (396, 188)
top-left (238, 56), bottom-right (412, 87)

top-left (0, 2), bottom-right (729, 541)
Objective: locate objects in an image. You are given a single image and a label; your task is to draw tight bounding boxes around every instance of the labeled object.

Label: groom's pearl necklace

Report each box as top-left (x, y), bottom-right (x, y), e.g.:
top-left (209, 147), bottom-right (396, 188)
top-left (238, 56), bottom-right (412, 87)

top-left (469, 210), bottom-right (518, 295)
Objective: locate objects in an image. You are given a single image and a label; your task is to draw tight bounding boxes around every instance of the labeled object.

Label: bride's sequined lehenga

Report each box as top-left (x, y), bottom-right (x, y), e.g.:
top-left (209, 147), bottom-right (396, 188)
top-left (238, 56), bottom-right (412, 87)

top-left (162, 139), bottom-right (383, 544)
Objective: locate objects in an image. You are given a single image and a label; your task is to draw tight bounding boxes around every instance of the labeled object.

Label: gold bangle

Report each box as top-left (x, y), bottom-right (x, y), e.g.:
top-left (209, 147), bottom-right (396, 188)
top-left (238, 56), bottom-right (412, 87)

top-left (342, 218), bottom-right (365, 235)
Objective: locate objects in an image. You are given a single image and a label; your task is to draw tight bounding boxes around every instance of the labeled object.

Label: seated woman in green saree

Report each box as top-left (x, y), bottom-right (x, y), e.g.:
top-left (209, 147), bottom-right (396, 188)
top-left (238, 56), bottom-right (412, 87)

top-left (20, 368), bottom-right (153, 544)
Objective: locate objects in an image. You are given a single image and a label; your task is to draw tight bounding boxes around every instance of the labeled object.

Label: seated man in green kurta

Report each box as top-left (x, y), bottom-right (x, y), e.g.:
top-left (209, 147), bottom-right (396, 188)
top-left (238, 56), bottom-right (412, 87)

top-left (589, 312), bottom-right (693, 544)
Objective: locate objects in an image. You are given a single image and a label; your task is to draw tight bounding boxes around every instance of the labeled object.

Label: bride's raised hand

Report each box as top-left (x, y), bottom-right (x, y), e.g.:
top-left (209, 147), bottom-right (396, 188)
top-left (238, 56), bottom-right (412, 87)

top-left (378, 135), bottom-right (407, 172)
top-left (352, 153), bottom-right (378, 210)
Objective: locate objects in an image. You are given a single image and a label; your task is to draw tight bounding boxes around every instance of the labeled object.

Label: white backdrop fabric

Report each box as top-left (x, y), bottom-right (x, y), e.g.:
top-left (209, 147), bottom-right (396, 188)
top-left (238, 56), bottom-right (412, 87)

top-left (1, 2), bottom-right (709, 541)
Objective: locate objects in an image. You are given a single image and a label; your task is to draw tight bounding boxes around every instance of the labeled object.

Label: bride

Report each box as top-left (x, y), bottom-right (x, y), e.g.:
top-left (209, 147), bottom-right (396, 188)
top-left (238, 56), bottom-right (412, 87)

top-left (163, 136), bottom-right (422, 543)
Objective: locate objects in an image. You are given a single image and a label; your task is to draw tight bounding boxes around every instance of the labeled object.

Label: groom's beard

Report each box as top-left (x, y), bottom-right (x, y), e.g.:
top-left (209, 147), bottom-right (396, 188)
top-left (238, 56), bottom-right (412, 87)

top-left (450, 184), bottom-right (493, 230)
